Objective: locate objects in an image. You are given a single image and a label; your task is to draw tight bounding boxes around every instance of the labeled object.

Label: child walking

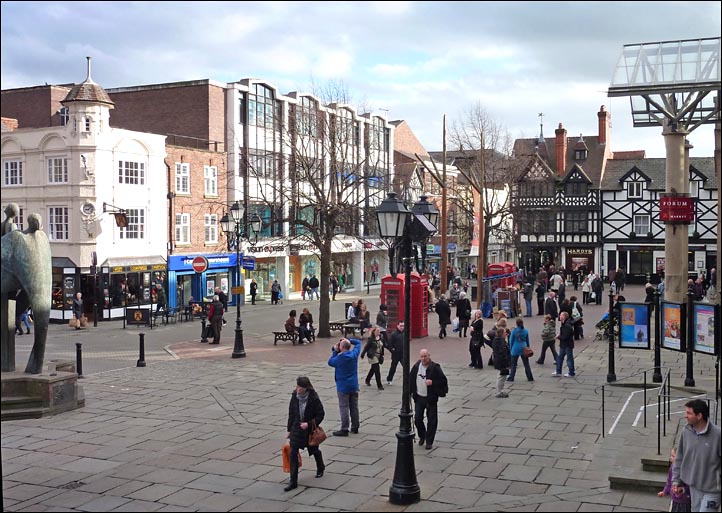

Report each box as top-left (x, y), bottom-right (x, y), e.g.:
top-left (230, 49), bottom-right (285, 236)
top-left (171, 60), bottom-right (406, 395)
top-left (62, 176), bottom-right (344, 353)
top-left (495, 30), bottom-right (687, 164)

top-left (659, 448), bottom-right (691, 512)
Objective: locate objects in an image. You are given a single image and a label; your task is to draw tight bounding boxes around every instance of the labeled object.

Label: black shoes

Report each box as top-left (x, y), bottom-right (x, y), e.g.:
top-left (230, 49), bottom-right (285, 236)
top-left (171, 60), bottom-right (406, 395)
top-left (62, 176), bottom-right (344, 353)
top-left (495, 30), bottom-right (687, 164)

top-left (284, 482), bottom-right (298, 492)
top-left (418, 436), bottom-right (425, 446)
top-left (315, 468), bottom-right (325, 478)
top-left (425, 444), bottom-right (433, 450)
top-left (350, 427), bottom-right (359, 434)
top-left (333, 430), bottom-right (349, 437)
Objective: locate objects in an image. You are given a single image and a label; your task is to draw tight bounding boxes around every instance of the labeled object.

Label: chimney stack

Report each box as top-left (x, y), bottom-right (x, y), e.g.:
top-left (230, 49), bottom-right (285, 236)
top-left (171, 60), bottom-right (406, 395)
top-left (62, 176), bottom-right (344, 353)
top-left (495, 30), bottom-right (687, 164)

top-left (555, 122), bottom-right (567, 176)
top-left (598, 105), bottom-right (610, 146)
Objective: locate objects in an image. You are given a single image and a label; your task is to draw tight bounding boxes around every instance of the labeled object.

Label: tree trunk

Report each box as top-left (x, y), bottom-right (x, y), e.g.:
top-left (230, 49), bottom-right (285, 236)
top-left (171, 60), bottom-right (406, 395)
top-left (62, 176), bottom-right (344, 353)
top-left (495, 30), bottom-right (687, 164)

top-left (318, 241), bottom-right (333, 338)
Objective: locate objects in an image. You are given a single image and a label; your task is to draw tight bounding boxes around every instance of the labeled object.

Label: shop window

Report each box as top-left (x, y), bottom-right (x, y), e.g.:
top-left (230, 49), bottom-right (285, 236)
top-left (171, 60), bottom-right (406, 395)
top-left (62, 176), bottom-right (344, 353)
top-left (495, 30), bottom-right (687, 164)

top-left (629, 251), bottom-right (653, 275)
top-left (109, 275), bottom-right (128, 307)
top-left (126, 272), bottom-right (151, 304)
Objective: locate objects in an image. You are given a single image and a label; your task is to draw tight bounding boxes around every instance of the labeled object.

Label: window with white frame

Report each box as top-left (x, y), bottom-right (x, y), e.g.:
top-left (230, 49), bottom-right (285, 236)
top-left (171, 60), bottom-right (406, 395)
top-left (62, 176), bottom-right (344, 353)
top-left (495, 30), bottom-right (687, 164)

top-left (47, 157), bottom-right (69, 183)
top-left (633, 214), bottom-right (650, 235)
top-left (204, 166), bottom-right (218, 196)
top-left (204, 214), bottom-right (218, 244)
top-left (627, 182), bottom-right (643, 198)
top-left (48, 206), bottom-right (69, 240)
top-left (3, 160), bottom-right (23, 186)
top-left (689, 180), bottom-right (699, 197)
top-left (118, 161), bottom-right (145, 185)
top-left (175, 213), bottom-right (190, 244)
top-left (17, 207), bottom-right (24, 231)
top-left (120, 208), bottom-right (145, 239)
top-left (175, 163), bottom-right (190, 194)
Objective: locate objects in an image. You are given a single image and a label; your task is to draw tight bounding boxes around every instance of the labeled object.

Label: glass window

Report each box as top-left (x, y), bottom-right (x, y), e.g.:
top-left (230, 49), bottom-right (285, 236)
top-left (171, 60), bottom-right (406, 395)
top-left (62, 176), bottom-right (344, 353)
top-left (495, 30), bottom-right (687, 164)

top-left (633, 214), bottom-right (650, 235)
top-left (47, 157), bottom-right (68, 183)
top-left (120, 208), bottom-right (145, 239)
top-left (59, 107), bottom-right (69, 126)
top-left (3, 160), bottom-right (23, 185)
top-left (17, 207), bottom-right (24, 231)
top-left (204, 214), bottom-right (218, 244)
top-left (175, 213), bottom-right (190, 244)
top-left (568, 182), bottom-right (587, 196)
top-left (48, 206), bottom-right (69, 240)
top-left (628, 182), bottom-right (643, 198)
top-left (630, 251), bottom-right (653, 274)
top-left (565, 212), bottom-right (588, 232)
top-left (175, 163), bottom-right (190, 194)
top-left (110, 275), bottom-right (128, 307)
top-left (204, 166), bottom-right (218, 196)
top-left (118, 161), bottom-right (145, 185)
top-left (689, 180), bottom-right (699, 197)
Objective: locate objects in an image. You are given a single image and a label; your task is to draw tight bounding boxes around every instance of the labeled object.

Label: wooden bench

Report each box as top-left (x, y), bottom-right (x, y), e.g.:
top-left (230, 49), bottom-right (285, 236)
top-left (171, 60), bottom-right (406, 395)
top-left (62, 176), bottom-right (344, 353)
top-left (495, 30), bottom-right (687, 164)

top-left (273, 331), bottom-right (298, 345)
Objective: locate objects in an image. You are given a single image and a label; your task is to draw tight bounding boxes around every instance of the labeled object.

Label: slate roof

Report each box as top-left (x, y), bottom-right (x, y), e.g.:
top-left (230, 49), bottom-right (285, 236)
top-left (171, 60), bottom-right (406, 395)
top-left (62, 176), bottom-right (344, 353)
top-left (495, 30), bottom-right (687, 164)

top-left (601, 157), bottom-right (717, 190)
top-left (513, 135), bottom-right (607, 187)
top-left (62, 77), bottom-right (114, 106)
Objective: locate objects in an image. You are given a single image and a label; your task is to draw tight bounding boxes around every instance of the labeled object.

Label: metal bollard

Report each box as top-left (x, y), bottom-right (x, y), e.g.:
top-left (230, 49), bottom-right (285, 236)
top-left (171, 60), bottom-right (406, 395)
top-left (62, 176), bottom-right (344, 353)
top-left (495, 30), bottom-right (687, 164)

top-left (137, 333), bottom-right (146, 367)
top-left (75, 342), bottom-right (84, 378)
top-left (201, 318), bottom-right (208, 343)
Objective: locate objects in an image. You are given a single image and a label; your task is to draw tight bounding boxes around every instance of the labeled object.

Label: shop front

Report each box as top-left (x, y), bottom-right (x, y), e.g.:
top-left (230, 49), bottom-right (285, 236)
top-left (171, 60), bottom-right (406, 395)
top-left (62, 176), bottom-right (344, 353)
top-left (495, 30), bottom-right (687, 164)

top-left (102, 257), bottom-right (167, 320)
top-left (564, 247), bottom-right (595, 276)
top-left (167, 253), bottom-right (236, 310)
top-left (50, 257), bottom-right (78, 322)
top-left (364, 242), bottom-right (385, 285)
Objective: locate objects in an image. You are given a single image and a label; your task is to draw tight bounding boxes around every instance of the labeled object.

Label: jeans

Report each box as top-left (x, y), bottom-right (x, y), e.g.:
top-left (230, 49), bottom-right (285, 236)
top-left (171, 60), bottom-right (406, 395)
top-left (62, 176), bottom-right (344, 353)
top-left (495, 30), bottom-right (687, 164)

top-left (508, 354), bottom-right (534, 381)
top-left (337, 390), bottom-right (359, 431)
top-left (414, 395), bottom-right (438, 445)
top-left (312, 287), bottom-right (320, 299)
top-left (691, 488), bottom-right (720, 512)
top-left (525, 299), bottom-right (532, 317)
top-left (556, 346), bottom-right (575, 375)
top-left (537, 340), bottom-right (558, 364)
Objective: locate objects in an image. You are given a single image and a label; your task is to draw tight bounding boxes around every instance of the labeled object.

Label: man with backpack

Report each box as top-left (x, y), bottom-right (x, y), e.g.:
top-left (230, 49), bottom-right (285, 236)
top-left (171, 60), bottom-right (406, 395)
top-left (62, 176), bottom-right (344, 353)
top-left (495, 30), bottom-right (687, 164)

top-left (410, 349), bottom-right (448, 450)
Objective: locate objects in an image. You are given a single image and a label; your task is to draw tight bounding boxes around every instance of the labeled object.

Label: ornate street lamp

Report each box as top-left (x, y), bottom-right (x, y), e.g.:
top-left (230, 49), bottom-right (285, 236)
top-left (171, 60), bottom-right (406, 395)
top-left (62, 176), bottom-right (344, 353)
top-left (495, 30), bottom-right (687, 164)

top-left (376, 192), bottom-right (438, 506)
top-left (221, 201), bottom-right (260, 359)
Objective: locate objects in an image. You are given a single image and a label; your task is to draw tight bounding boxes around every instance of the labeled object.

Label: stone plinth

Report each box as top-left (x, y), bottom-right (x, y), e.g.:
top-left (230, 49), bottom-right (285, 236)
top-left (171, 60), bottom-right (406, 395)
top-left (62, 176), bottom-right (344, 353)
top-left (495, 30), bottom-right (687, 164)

top-left (1, 370), bottom-right (85, 421)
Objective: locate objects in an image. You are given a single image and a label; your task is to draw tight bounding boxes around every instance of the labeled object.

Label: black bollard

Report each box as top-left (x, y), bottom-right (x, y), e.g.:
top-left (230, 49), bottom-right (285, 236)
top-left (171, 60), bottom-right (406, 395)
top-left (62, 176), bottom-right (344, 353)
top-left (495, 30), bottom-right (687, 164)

top-left (684, 288), bottom-right (695, 387)
top-left (75, 342), bottom-right (84, 378)
top-left (653, 288), bottom-right (662, 383)
top-left (607, 288), bottom-right (616, 383)
top-left (201, 318), bottom-right (208, 343)
top-left (137, 333), bottom-right (146, 367)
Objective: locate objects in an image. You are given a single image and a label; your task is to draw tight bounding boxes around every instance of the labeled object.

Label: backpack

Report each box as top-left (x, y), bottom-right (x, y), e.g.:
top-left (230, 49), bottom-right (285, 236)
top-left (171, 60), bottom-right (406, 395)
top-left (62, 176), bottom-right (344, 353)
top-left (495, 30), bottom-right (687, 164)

top-left (571, 303), bottom-right (582, 322)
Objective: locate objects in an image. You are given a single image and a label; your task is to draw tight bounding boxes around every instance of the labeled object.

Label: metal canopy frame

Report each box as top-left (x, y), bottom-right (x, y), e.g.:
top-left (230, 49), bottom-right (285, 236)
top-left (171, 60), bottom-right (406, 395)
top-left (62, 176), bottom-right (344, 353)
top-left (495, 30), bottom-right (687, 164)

top-left (608, 37), bottom-right (721, 129)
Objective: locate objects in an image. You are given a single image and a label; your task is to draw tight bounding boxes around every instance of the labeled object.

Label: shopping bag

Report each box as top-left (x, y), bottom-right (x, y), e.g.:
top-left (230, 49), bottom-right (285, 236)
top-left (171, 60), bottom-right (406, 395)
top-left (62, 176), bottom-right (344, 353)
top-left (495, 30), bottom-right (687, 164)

top-left (79, 315), bottom-right (88, 328)
top-left (278, 290), bottom-right (284, 299)
top-left (452, 318), bottom-right (459, 333)
top-left (281, 443), bottom-right (302, 473)
top-left (69, 317), bottom-right (79, 328)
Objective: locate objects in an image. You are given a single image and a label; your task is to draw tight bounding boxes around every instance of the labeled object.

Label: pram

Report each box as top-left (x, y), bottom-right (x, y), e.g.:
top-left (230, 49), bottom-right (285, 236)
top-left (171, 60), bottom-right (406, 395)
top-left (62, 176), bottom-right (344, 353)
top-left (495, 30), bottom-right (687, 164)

top-left (594, 311), bottom-right (618, 341)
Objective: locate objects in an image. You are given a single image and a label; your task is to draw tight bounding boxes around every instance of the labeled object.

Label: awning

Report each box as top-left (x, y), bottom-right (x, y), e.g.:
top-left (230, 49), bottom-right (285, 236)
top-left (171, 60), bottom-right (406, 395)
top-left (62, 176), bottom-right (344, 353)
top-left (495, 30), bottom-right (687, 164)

top-left (52, 256), bottom-right (77, 268)
top-left (101, 256), bottom-right (166, 267)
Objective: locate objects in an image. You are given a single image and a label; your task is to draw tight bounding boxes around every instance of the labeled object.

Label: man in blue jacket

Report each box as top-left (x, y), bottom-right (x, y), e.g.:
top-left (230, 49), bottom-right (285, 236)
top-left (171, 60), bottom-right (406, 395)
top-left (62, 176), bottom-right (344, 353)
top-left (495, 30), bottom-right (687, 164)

top-left (328, 337), bottom-right (362, 436)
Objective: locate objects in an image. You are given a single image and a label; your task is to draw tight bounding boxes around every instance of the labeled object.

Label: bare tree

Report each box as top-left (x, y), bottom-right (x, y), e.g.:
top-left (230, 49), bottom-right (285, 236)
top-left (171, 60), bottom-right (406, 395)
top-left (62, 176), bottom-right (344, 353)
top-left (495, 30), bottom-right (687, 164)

top-left (447, 102), bottom-right (524, 272)
top-left (243, 88), bottom-right (389, 337)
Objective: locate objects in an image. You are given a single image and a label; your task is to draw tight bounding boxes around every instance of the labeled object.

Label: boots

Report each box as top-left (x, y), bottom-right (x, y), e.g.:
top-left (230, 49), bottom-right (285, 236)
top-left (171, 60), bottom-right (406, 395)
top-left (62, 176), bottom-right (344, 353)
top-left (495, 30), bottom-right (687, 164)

top-left (283, 479), bottom-right (297, 492)
top-left (314, 451), bottom-right (325, 478)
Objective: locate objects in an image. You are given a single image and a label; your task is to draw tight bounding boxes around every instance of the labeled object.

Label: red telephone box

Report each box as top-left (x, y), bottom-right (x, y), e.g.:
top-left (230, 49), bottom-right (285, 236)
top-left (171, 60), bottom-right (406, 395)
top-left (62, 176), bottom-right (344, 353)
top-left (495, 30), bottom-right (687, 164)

top-left (381, 272), bottom-right (429, 338)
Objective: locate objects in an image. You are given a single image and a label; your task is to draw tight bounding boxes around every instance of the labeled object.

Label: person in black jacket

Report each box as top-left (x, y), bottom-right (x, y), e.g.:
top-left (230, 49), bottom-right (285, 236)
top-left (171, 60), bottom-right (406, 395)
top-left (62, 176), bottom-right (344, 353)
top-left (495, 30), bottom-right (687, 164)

top-left (435, 295), bottom-right (452, 338)
top-left (544, 291), bottom-right (559, 320)
top-left (468, 310), bottom-right (484, 369)
top-left (535, 282), bottom-right (546, 316)
top-left (456, 291), bottom-right (472, 338)
top-left (284, 376), bottom-right (325, 491)
top-left (385, 321), bottom-right (405, 385)
top-left (553, 312), bottom-right (575, 377)
top-left (492, 328), bottom-right (511, 398)
top-left (410, 349), bottom-right (448, 450)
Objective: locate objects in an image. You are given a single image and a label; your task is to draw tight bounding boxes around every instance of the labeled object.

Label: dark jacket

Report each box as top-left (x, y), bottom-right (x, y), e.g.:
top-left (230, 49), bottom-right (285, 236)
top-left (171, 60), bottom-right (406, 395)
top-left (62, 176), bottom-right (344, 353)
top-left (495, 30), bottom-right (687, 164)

top-left (492, 336), bottom-right (510, 370)
top-left (208, 300), bottom-right (224, 322)
top-left (73, 297), bottom-right (83, 319)
top-left (309, 276), bottom-right (320, 289)
top-left (456, 298), bottom-right (472, 320)
top-left (535, 283), bottom-right (546, 299)
top-left (250, 281), bottom-right (258, 296)
top-left (376, 310), bottom-right (388, 330)
top-left (559, 300), bottom-right (572, 319)
top-left (558, 319), bottom-right (574, 349)
top-left (470, 318), bottom-right (484, 345)
top-left (287, 389), bottom-right (325, 449)
top-left (217, 290), bottom-right (227, 309)
top-left (409, 360), bottom-right (448, 402)
top-left (544, 297), bottom-right (558, 319)
top-left (557, 283), bottom-right (566, 303)
top-left (387, 328), bottom-right (404, 358)
top-left (436, 299), bottom-right (452, 326)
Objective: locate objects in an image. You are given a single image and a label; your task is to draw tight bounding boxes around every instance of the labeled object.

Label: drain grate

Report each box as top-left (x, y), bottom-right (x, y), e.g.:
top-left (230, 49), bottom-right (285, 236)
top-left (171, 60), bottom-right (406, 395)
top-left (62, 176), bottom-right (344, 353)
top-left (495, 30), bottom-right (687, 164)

top-left (59, 480), bottom-right (85, 489)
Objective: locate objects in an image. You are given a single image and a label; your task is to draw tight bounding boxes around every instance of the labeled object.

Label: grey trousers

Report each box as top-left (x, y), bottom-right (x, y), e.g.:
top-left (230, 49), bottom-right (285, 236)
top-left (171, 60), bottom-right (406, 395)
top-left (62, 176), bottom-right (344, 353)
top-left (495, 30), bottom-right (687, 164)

top-left (496, 374), bottom-right (506, 394)
top-left (337, 390), bottom-right (359, 431)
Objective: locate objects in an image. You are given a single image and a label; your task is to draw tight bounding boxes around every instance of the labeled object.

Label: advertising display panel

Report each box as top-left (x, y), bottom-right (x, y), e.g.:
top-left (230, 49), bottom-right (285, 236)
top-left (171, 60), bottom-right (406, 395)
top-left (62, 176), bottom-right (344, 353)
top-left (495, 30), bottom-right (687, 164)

top-left (619, 302), bottom-right (651, 349)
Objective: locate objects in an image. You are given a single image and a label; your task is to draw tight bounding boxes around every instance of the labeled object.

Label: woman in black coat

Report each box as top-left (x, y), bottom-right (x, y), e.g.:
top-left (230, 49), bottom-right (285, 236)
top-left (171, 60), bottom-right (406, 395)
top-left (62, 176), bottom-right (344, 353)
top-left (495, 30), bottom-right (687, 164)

top-left (455, 291), bottom-right (472, 338)
top-left (468, 310), bottom-right (484, 369)
top-left (436, 295), bottom-right (452, 338)
top-left (284, 376), bottom-right (325, 491)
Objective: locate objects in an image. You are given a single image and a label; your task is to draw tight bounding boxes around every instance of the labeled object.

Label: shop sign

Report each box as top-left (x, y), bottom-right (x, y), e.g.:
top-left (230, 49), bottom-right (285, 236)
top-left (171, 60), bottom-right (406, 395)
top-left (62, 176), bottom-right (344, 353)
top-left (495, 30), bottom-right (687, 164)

top-left (660, 196), bottom-right (694, 222)
top-left (567, 248), bottom-right (593, 255)
top-left (242, 256), bottom-right (255, 270)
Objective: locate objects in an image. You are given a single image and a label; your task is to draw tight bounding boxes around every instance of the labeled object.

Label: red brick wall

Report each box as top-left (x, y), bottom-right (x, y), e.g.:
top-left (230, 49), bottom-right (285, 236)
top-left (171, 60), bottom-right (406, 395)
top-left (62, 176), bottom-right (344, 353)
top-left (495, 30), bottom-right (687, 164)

top-left (393, 120), bottom-right (429, 158)
top-left (109, 83), bottom-right (226, 151)
top-left (166, 145), bottom-right (228, 256)
top-left (0, 86), bottom-right (71, 128)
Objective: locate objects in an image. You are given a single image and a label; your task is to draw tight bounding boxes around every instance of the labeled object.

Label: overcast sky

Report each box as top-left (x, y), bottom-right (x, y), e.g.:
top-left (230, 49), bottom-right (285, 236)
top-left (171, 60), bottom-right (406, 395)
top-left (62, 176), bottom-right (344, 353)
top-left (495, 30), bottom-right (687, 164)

top-left (2, 1), bottom-right (720, 157)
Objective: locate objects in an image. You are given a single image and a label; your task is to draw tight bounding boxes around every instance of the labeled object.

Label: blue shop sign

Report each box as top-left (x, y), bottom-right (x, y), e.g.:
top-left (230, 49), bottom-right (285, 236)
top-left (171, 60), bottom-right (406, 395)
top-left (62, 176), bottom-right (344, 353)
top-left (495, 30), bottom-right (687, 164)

top-left (242, 256), bottom-right (255, 270)
top-left (169, 253), bottom-right (237, 271)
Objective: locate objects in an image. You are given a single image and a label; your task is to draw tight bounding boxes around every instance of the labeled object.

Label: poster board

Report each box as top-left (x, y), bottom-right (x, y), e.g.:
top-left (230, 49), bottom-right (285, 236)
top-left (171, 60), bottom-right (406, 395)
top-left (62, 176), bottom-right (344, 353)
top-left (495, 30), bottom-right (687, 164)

top-left (618, 302), bottom-right (651, 349)
top-left (692, 302), bottom-right (719, 356)
top-left (660, 301), bottom-right (686, 352)
top-left (497, 291), bottom-right (512, 318)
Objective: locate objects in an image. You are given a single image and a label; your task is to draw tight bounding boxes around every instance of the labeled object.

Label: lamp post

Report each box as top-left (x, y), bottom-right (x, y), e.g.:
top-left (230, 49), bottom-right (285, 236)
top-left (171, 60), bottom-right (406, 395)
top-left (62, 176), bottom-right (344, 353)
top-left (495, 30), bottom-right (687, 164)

top-left (376, 192), bottom-right (438, 506)
top-left (607, 282), bottom-right (617, 383)
top-left (221, 202), bottom-right (261, 359)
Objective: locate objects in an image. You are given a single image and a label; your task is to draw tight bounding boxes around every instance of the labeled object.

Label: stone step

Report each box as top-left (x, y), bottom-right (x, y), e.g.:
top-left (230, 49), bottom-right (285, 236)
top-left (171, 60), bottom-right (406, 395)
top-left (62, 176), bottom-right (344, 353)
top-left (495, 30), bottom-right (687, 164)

top-left (0, 395), bottom-right (43, 410)
top-left (609, 468), bottom-right (667, 492)
top-left (642, 456), bottom-right (672, 473)
top-left (1, 406), bottom-right (45, 420)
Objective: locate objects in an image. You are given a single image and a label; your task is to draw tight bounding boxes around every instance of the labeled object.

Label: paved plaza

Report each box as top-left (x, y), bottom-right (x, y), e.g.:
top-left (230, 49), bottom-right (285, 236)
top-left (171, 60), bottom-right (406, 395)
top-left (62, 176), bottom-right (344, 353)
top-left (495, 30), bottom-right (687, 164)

top-left (2, 285), bottom-right (719, 511)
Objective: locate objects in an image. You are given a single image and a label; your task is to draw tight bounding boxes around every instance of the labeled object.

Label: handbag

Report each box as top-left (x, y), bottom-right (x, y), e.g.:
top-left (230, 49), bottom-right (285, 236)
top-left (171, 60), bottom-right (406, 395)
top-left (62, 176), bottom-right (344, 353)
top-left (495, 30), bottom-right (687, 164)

top-left (79, 315), bottom-right (88, 328)
top-left (308, 420), bottom-right (327, 447)
top-left (69, 317), bottom-right (79, 328)
top-left (282, 443), bottom-right (302, 473)
top-left (590, 291), bottom-right (596, 300)
top-left (378, 353), bottom-right (385, 365)
top-left (523, 346), bottom-right (534, 358)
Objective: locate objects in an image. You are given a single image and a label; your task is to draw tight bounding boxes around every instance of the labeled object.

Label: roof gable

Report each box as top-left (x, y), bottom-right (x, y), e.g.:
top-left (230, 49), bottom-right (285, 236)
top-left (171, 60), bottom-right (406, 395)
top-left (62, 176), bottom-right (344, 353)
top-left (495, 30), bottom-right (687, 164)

top-left (560, 164), bottom-right (593, 185)
top-left (618, 166), bottom-right (652, 184)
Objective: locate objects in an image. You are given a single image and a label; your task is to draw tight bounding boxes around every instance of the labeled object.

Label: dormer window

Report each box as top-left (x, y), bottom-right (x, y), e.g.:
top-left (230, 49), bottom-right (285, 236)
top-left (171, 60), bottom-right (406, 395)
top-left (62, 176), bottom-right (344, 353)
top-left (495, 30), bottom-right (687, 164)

top-left (568, 182), bottom-right (587, 196)
top-left (575, 149), bottom-right (588, 160)
top-left (627, 182), bottom-right (643, 198)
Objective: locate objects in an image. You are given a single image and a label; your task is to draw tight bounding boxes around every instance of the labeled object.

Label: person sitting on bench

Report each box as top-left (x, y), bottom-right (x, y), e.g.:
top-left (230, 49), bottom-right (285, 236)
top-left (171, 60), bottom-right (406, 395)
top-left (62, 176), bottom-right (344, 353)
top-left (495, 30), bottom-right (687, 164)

top-left (299, 308), bottom-right (315, 344)
top-left (285, 309), bottom-right (298, 339)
